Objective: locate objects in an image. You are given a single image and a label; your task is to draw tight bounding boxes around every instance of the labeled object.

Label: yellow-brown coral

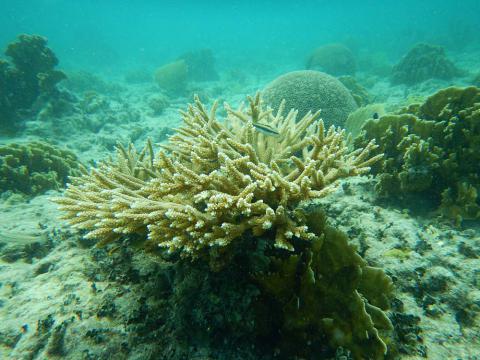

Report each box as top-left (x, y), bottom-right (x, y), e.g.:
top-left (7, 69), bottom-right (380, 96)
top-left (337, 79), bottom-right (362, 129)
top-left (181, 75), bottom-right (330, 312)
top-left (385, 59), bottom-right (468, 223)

top-left (55, 93), bottom-right (381, 255)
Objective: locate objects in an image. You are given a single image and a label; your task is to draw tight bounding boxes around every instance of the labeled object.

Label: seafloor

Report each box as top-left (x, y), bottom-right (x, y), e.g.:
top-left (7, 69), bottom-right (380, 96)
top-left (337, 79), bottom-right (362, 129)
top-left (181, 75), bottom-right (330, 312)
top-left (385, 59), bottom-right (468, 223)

top-left (0, 46), bottom-right (479, 360)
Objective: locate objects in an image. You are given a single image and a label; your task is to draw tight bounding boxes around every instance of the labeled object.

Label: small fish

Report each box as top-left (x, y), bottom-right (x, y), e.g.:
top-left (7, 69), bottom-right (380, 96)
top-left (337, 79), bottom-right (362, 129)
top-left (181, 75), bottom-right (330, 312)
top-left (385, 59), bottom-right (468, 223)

top-left (252, 122), bottom-right (280, 136)
top-left (372, 112), bottom-right (379, 119)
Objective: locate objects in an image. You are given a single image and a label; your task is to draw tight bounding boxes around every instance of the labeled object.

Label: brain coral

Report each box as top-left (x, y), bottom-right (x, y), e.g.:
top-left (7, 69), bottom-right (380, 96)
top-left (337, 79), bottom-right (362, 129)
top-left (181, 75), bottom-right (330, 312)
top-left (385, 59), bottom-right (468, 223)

top-left (262, 70), bottom-right (358, 127)
top-left (391, 43), bottom-right (461, 85)
top-left (306, 43), bottom-right (356, 76)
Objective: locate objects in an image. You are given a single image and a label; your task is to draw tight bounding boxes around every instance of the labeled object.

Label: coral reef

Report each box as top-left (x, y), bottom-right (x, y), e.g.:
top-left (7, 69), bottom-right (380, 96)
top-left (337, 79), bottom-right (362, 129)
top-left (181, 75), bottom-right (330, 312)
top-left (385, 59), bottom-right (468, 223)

top-left (391, 43), bottom-right (461, 85)
top-left (306, 43), bottom-right (356, 76)
top-left (345, 103), bottom-right (386, 139)
top-left (154, 60), bottom-right (188, 96)
top-left (262, 70), bottom-right (357, 127)
top-left (0, 141), bottom-right (80, 196)
top-left (154, 49), bottom-right (218, 96)
top-left (147, 93), bottom-right (170, 115)
top-left (124, 68), bottom-right (153, 84)
top-left (56, 93), bottom-right (380, 252)
top-left (472, 72), bottom-right (480, 87)
top-left (0, 34), bottom-right (66, 132)
top-left (338, 75), bottom-right (372, 107)
top-left (178, 48), bottom-right (219, 82)
top-left (55, 94), bottom-right (393, 358)
top-left (355, 86), bottom-right (480, 224)
top-left (63, 70), bottom-right (123, 94)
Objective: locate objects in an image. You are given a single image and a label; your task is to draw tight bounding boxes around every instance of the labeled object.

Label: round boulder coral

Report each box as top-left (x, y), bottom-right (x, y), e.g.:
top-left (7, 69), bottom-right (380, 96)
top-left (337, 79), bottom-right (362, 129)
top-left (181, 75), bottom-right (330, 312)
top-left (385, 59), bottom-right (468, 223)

top-left (262, 70), bottom-right (357, 127)
top-left (306, 44), bottom-right (356, 76)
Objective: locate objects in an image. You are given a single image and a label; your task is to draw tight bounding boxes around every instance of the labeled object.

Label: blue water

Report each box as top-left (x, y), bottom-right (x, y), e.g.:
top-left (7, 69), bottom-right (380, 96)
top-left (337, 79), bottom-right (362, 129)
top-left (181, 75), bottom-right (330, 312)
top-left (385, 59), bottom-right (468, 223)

top-left (1, 0), bottom-right (479, 74)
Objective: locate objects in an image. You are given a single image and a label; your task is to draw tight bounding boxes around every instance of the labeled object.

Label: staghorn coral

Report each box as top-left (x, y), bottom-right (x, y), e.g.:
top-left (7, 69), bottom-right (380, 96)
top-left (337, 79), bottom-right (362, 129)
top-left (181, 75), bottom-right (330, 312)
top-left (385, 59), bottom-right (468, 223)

top-left (262, 70), bottom-right (358, 127)
top-left (56, 93), bottom-right (381, 253)
top-left (55, 94), bottom-right (393, 358)
top-left (355, 86), bottom-right (480, 223)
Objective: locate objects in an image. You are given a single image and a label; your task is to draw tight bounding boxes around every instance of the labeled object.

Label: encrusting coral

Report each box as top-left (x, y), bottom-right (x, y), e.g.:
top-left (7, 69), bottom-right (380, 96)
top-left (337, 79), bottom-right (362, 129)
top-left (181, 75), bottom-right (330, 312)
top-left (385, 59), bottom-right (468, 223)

top-left (55, 94), bottom-right (393, 358)
top-left (56, 93), bottom-right (381, 254)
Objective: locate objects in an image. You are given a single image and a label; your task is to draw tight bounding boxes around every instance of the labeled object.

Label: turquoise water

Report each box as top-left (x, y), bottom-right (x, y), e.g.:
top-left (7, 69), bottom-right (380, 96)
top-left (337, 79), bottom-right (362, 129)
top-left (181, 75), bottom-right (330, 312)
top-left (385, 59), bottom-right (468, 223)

top-left (2, 0), bottom-right (479, 72)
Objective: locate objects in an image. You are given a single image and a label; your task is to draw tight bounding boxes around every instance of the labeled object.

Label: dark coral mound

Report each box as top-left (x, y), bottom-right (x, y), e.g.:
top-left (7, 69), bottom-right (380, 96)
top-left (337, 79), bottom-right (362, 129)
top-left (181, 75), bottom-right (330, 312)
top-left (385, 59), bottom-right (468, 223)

top-left (118, 207), bottom-right (393, 360)
top-left (391, 43), bottom-right (461, 85)
top-left (355, 86), bottom-right (480, 223)
top-left (306, 43), bottom-right (356, 76)
top-left (0, 34), bottom-right (66, 132)
top-left (178, 48), bottom-right (219, 82)
top-left (0, 141), bottom-right (79, 196)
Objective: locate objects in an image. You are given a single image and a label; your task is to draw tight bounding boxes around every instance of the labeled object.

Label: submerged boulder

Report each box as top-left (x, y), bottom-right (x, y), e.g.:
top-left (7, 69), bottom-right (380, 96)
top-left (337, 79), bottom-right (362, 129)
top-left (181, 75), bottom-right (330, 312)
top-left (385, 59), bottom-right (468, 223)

top-left (391, 43), bottom-right (461, 85)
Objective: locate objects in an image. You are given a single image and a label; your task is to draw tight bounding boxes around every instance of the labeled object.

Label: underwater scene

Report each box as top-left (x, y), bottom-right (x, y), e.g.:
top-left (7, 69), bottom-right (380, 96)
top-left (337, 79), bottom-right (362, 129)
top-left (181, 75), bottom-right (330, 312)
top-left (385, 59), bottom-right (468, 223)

top-left (1, 0), bottom-right (480, 359)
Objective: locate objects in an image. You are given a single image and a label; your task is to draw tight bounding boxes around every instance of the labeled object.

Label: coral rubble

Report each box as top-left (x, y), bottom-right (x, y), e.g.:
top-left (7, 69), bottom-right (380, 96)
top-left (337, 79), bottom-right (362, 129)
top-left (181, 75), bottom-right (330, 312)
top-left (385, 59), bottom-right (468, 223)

top-left (355, 86), bottom-right (480, 224)
top-left (262, 70), bottom-right (358, 127)
top-left (391, 43), bottom-right (461, 85)
top-left (0, 141), bottom-right (80, 196)
top-left (55, 94), bottom-right (393, 358)
top-left (0, 34), bottom-right (66, 132)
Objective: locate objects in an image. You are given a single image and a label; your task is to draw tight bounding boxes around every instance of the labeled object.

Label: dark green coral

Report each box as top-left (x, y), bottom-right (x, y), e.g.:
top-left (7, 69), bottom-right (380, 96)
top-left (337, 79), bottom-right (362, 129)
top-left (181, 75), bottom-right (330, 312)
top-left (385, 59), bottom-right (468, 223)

top-left (355, 86), bottom-right (480, 223)
top-left (255, 207), bottom-right (393, 359)
top-left (0, 141), bottom-right (80, 195)
top-left (0, 34), bottom-right (66, 132)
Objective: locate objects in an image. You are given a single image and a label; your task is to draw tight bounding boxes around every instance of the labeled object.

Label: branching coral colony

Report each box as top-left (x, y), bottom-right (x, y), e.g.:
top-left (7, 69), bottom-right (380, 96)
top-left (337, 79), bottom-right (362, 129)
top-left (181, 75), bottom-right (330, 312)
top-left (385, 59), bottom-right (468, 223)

top-left (56, 93), bottom-right (381, 254)
top-left (55, 93), bottom-right (392, 358)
